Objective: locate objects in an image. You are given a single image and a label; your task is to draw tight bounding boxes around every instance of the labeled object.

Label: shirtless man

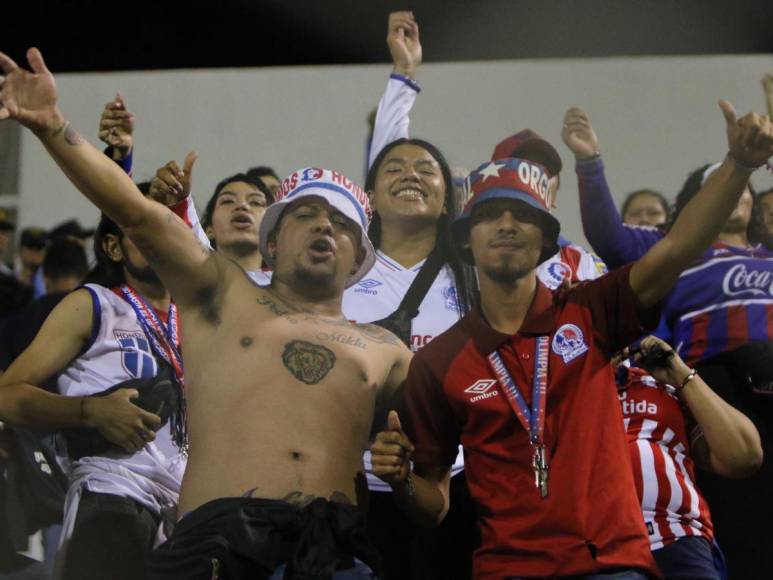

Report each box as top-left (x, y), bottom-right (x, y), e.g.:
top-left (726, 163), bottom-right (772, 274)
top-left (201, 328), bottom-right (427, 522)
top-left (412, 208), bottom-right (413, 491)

top-left (0, 48), bottom-right (411, 578)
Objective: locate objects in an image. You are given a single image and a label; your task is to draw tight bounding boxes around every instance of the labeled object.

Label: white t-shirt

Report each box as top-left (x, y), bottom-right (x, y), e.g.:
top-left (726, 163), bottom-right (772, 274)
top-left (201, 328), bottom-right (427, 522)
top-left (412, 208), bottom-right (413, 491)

top-left (343, 251), bottom-right (465, 491)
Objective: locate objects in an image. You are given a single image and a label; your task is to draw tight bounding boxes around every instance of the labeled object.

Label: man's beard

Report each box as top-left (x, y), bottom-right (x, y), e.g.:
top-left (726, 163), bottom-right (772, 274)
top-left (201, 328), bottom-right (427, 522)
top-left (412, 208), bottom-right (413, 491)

top-left (124, 258), bottom-right (162, 285)
top-left (294, 263), bottom-right (336, 287)
top-left (482, 262), bottom-right (531, 285)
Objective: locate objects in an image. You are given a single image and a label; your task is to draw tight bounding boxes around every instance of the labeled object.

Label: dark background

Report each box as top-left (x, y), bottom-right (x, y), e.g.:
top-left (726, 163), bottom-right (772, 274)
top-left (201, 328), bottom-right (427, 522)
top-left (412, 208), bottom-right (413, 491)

top-left (5, 0), bottom-right (773, 73)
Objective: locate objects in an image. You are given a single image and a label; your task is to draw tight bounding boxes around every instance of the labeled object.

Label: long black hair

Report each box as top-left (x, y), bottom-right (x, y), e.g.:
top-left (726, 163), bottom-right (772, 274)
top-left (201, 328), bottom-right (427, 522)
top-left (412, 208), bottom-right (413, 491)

top-left (366, 138), bottom-right (477, 315)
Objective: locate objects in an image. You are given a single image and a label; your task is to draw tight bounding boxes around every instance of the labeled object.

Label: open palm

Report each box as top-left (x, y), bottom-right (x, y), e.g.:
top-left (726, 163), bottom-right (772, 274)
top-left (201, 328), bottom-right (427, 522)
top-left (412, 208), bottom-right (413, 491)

top-left (0, 48), bottom-right (59, 132)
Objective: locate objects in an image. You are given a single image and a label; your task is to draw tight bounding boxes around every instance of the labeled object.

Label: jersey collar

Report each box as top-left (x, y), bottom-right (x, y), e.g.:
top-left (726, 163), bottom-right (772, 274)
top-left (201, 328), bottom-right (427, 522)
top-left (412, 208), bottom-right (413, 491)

top-left (468, 280), bottom-right (556, 355)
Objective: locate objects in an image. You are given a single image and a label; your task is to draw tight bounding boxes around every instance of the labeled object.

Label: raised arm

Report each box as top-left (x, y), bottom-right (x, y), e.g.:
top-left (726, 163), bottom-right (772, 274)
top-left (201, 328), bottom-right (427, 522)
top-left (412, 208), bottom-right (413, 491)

top-left (0, 289), bottom-right (160, 452)
top-left (562, 107), bottom-right (664, 267)
top-left (762, 74), bottom-right (773, 119)
top-left (630, 100), bottom-right (773, 307)
top-left (368, 11), bottom-right (422, 168)
top-left (0, 48), bottom-right (220, 308)
top-left (634, 336), bottom-right (762, 478)
top-left (98, 92), bottom-right (134, 173)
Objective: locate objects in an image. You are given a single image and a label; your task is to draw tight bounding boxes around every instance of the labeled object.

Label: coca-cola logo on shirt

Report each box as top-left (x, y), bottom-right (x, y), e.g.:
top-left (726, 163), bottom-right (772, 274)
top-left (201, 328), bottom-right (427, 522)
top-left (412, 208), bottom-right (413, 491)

top-left (722, 263), bottom-right (773, 297)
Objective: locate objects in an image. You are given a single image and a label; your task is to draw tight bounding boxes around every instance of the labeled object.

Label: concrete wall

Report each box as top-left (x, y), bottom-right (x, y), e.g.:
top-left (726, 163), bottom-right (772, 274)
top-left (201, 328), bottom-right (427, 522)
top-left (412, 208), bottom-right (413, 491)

top-left (13, 54), bottom-right (773, 248)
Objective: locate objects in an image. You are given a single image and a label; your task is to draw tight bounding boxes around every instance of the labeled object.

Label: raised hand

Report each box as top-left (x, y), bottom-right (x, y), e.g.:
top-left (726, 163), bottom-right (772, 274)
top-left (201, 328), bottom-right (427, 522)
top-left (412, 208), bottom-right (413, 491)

top-left (763, 74), bottom-right (773, 119)
top-left (561, 107), bottom-right (599, 161)
top-left (0, 48), bottom-right (62, 133)
top-left (98, 93), bottom-right (135, 157)
top-left (84, 388), bottom-right (162, 454)
top-left (148, 151), bottom-right (198, 206)
top-left (387, 11), bottom-right (422, 78)
top-left (720, 99), bottom-right (773, 170)
top-left (370, 410), bottom-right (414, 485)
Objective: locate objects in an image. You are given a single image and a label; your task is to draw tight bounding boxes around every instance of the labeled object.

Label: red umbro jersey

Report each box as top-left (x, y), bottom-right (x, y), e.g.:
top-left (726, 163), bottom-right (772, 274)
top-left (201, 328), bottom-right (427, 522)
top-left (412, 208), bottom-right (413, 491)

top-left (619, 367), bottom-right (714, 550)
top-left (402, 265), bottom-right (660, 578)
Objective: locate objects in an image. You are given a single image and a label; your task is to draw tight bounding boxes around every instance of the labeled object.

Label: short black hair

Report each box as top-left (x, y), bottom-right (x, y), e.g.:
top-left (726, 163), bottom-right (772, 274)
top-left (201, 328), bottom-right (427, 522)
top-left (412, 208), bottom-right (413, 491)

top-left (202, 173), bottom-right (274, 231)
top-left (43, 237), bottom-right (88, 282)
top-left (621, 189), bottom-right (670, 223)
top-left (246, 166), bottom-right (279, 182)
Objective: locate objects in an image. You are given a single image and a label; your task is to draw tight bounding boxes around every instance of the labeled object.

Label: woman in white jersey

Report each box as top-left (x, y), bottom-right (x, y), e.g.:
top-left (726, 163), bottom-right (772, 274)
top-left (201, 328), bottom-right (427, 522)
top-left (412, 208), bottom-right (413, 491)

top-left (0, 193), bottom-right (186, 580)
top-left (343, 136), bottom-right (477, 580)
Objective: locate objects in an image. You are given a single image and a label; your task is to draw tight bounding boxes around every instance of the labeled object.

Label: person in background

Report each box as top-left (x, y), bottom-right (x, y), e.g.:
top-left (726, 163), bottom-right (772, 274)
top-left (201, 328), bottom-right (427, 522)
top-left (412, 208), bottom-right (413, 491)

top-left (0, 210), bottom-right (14, 276)
top-left (617, 335), bottom-right (762, 579)
top-left (0, 237), bottom-right (89, 372)
top-left (621, 189), bottom-right (670, 227)
top-left (0, 211), bottom-right (24, 319)
top-left (758, 186), bottom-right (773, 238)
top-left (150, 156), bottom-right (275, 284)
top-left (16, 228), bottom-right (46, 288)
top-left (246, 165), bottom-right (281, 199)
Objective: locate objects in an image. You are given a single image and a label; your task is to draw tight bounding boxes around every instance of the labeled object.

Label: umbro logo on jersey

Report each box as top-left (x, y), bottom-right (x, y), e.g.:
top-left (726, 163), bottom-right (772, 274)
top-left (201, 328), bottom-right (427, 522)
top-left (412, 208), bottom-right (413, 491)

top-left (465, 379), bottom-right (496, 394)
top-left (465, 379), bottom-right (499, 402)
top-left (354, 278), bottom-right (381, 295)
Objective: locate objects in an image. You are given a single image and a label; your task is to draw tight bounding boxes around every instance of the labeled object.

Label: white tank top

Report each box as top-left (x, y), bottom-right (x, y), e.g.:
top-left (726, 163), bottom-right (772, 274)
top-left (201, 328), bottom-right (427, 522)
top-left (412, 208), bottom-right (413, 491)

top-left (57, 284), bottom-right (186, 494)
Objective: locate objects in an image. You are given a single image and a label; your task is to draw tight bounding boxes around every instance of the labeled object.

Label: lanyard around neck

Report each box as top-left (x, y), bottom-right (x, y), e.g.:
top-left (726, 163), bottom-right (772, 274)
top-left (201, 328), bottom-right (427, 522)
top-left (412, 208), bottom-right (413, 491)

top-left (487, 336), bottom-right (550, 445)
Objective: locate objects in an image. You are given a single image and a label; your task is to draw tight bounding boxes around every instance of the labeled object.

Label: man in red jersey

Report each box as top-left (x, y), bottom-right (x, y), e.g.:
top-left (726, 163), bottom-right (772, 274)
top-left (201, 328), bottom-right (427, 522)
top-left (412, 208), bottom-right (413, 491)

top-left (371, 102), bottom-right (773, 579)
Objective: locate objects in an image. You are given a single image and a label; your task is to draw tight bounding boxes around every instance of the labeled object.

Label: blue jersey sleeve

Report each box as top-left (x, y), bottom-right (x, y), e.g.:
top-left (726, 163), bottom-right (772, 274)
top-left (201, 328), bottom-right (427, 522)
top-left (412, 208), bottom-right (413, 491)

top-left (576, 156), bottom-right (664, 268)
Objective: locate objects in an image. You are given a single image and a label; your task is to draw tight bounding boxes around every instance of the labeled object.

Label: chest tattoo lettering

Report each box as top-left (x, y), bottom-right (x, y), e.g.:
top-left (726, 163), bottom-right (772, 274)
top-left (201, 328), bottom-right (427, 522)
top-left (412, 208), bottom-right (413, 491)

top-left (316, 331), bottom-right (367, 350)
top-left (282, 340), bottom-right (336, 384)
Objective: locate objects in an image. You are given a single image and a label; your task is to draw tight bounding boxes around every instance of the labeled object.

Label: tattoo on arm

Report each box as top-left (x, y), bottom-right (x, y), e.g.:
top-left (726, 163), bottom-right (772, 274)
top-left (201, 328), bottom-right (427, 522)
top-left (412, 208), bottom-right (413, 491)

top-left (357, 324), bottom-right (403, 347)
top-left (51, 120), bottom-right (68, 137)
top-left (64, 124), bottom-right (84, 146)
top-left (282, 340), bottom-right (336, 384)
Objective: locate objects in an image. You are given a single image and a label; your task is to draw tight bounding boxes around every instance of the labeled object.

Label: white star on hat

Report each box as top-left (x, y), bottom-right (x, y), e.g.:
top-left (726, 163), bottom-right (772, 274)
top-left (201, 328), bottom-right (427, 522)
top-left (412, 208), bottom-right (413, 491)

top-left (478, 162), bottom-right (505, 182)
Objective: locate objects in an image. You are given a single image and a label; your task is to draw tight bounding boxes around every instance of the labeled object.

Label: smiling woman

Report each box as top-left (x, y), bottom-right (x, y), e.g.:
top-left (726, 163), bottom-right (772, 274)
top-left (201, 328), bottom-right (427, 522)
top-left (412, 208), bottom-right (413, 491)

top-left (342, 136), bottom-right (478, 580)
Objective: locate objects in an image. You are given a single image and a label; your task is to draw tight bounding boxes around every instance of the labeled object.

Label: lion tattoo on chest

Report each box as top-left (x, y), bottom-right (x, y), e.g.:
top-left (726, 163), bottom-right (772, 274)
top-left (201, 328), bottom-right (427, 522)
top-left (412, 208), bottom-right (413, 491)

top-left (281, 340), bottom-right (337, 385)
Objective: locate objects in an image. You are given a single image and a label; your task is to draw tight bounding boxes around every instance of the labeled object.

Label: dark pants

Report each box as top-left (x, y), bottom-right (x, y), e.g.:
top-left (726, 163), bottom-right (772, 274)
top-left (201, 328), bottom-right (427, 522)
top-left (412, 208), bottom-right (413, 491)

top-left (653, 537), bottom-right (721, 580)
top-left (695, 356), bottom-right (773, 580)
top-left (366, 472), bottom-right (479, 580)
top-left (150, 496), bottom-right (379, 580)
top-left (61, 490), bottom-right (158, 580)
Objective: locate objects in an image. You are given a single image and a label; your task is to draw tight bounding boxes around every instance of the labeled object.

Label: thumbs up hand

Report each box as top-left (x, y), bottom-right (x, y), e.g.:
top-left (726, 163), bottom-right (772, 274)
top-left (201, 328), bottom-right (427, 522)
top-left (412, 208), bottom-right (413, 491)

top-left (148, 151), bottom-right (198, 206)
top-left (720, 99), bottom-right (773, 170)
top-left (370, 410), bottom-right (415, 485)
